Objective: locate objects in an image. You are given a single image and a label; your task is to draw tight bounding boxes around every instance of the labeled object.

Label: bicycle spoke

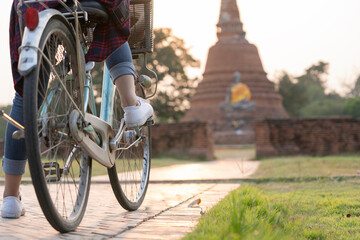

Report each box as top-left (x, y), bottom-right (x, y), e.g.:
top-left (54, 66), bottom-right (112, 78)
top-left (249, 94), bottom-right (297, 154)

top-left (22, 15), bottom-right (92, 233)
top-left (40, 139), bottom-right (67, 156)
top-left (109, 119), bottom-right (150, 207)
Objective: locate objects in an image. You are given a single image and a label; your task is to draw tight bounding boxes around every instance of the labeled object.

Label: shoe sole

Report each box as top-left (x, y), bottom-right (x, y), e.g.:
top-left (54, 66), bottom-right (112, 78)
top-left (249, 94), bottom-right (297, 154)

top-left (1, 211), bottom-right (25, 219)
top-left (126, 116), bottom-right (154, 128)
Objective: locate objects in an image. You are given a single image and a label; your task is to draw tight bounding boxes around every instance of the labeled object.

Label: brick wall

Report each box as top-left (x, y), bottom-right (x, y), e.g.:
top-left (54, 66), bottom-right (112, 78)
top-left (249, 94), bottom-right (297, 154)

top-left (151, 122), bottom-right (214, 160)
top-left (255, 118), bottom-right (360, 157)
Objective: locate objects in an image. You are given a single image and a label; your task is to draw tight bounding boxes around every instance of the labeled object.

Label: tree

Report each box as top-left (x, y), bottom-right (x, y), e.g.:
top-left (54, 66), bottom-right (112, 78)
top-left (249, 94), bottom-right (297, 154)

top-left (142, 28), bottom-right (200, 122)
top-left (299, 94), bottom-right (345, 117)
top-left (277, 61), bottom-right (345, 118)
top-left (300, 61), bottom-right (329, 88)
top-left (278, 72), bottom-right (308, 117)
top-left (348, 75), bottom-right (360, 98)
top-left (90, 28), bottom-right (200, 122)
top-left (342, 75), bottom-right (360, 118)
top-left (343, 97), bottom-right (360, 118)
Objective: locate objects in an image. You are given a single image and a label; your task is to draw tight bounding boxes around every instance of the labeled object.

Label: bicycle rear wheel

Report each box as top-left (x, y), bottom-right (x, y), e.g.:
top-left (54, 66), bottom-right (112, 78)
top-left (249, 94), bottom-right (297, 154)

top-left (23, 18), bottom-right (91, 232)
top-left (107, 87), bottom-right (151, 211)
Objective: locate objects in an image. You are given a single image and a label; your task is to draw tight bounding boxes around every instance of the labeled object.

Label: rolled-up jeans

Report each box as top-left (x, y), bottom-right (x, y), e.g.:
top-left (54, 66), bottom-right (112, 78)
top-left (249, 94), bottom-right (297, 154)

top-left (2, 42), bottom-right (136, 175)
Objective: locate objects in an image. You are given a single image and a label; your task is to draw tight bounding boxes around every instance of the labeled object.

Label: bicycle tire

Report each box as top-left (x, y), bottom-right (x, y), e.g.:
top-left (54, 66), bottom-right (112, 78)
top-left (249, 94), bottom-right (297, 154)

top-left (23, 18), bottom-right (91, 232)
top-left (107, 87), bottom-right (151, 211)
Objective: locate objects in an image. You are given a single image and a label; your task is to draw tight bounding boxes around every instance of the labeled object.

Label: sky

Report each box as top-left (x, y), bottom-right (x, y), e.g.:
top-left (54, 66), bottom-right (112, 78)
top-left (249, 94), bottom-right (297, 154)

top-left (0, 0), bottom-right (359, 105)
top-left (153, 0), bottom-right (360, 93)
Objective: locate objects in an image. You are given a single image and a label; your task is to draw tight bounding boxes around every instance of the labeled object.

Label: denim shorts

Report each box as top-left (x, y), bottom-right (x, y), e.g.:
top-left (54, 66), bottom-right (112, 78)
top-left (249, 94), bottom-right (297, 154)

top-left (105, 42), bottom-right (136, 82)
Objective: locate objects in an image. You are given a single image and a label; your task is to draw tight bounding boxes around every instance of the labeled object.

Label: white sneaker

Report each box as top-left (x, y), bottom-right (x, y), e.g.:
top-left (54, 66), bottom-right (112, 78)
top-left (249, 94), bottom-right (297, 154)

top-left (124, 97), bottom-right (154, 128)
top-left (1, 196), bottom-right (25, 219)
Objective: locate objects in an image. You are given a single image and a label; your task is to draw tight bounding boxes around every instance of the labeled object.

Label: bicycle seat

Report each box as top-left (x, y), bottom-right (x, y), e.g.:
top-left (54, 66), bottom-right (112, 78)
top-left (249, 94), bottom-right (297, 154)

top-left (57, 0), bottom-right (109, 25)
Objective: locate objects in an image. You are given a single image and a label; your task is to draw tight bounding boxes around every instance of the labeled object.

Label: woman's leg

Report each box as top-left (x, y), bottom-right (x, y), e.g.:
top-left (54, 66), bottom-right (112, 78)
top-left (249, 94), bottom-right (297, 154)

top-left (105, 42), bottom-right (153, 127)
top-left (114, 75), bottom-right (137, 107)
top-left (2, 93), bottom-right (26, 218)
top-left (4, 174), bottom-right (22, 198)
top-left (105, 42), bottom-right (138, 107)
top-left (2, 93), bottom-right (27, 198)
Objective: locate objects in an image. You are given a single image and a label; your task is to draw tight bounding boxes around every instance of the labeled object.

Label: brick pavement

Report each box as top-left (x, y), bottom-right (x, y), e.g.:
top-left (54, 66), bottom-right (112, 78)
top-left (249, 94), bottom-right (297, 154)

top-left (0, 158), bottom-right (259, 239)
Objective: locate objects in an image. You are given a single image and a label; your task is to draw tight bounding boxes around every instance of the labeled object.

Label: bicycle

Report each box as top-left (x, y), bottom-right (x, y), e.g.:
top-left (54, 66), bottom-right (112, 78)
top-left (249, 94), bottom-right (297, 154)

top-left (2, 0), bottom-right (157, 233)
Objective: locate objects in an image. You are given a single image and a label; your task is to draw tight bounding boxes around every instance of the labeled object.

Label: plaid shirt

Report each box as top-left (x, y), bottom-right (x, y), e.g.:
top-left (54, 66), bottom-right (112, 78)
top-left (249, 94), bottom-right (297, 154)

top-left (10, 0), bottom-right (130, 96)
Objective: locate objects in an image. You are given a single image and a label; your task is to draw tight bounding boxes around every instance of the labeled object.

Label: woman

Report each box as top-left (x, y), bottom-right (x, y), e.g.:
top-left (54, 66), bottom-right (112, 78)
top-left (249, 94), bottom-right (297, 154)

top-left (2, 0), bottom-right (153, 218)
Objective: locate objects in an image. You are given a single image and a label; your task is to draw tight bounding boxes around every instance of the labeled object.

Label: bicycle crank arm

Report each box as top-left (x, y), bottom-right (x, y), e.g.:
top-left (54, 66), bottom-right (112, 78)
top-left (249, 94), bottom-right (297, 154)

top-left (69, 110), bottom-right (115, 168)
top-left (0, 110), bottom-right (25, 139)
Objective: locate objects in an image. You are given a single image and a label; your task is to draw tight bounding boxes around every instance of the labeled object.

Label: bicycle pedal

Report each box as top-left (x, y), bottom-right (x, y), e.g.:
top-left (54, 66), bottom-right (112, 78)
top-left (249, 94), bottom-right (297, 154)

top-left (42, 162), bottom-right (62, 182)
top-left (12, 130), bottom-right (25, 140)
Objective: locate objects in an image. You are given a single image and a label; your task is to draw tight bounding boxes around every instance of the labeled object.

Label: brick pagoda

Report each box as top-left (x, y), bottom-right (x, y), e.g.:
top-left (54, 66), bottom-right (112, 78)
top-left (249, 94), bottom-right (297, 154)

top-left (182, 0), bottom-right (288, 144)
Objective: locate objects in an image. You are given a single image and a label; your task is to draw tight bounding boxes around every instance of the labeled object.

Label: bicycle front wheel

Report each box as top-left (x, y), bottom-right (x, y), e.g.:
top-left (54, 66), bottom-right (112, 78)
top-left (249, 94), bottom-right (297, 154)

top-left (108, 88), bottom-right (151, 211)
top-left (23, 18), bottom-right (91, 232)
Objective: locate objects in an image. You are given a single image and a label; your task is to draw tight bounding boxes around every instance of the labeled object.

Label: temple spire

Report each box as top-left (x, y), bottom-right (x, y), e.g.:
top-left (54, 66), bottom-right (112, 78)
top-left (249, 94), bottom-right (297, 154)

top-left (217, 0), bottom-right (247, 41)
top-left (183, 0), bottom-right (288, 145)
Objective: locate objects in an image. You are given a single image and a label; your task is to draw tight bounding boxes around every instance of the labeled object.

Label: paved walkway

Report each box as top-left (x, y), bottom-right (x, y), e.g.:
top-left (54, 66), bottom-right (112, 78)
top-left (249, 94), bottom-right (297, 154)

top-left (0, 157), bottom-right (259, 239)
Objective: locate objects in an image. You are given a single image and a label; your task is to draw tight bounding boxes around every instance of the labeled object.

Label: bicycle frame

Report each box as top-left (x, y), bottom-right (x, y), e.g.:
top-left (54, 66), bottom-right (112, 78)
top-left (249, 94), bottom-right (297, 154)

top-left (8, 0), bottom-right (155, 168)
top-left (14, 1), bottom-right (115, 167)
top-left (99, 65), bottom-right (116, 125)
top-left (0, 0), bottom-right (155, 232)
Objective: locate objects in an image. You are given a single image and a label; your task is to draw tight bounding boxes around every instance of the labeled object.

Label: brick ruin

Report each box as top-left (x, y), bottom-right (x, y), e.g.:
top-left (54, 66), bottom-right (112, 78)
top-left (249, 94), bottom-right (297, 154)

top-left (182, 0), bottom-right (288, 145)
top-left (151, 122), bottom-right (214, 160)
top-left (255, 118), bottom-right (360, 158)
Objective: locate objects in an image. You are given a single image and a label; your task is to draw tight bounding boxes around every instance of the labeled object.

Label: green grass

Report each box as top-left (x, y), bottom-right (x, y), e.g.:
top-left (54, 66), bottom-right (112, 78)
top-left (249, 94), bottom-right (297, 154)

top-left (260, 180), bottom-right (360, 240)
top-left (184, 185), bottom-right (292, 240)
top-left (185, 154), bottom-right (360, 240)
top-left (253, 155), bottom-right (360, 179)
top-left (0, 104), bottom-right (12, 140)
